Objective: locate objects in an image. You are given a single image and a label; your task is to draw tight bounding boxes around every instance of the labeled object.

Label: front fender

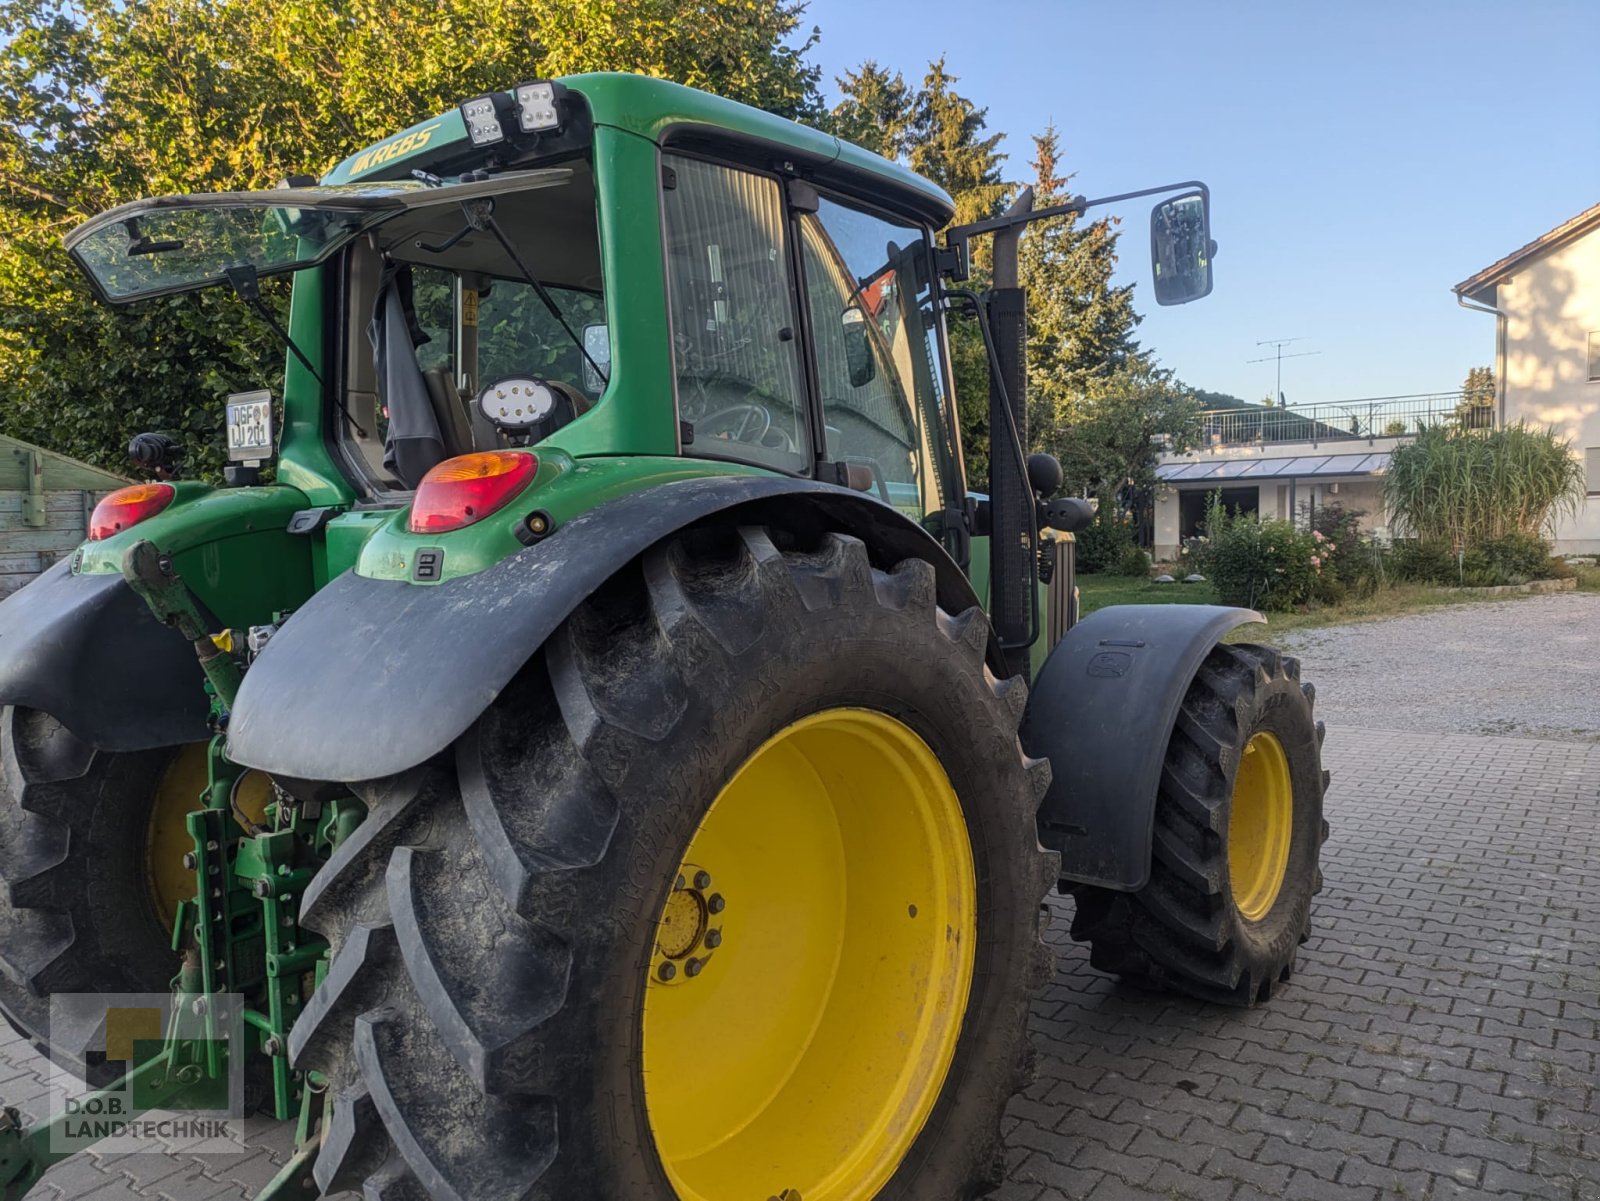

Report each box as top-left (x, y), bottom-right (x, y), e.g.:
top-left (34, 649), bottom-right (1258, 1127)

top-left (227, 475), bottom-right (984, 782)
top-left (1019, 603), bottom-right (1262, 891)
top-left (0, 560), bottom-right (210, 750)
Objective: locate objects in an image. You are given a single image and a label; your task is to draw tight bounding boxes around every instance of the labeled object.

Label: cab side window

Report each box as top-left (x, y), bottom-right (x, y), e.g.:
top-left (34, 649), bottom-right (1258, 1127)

top-left (663, 156), bottom-right (809, 473)
top-left (798, 197), bottom-right (958, 519)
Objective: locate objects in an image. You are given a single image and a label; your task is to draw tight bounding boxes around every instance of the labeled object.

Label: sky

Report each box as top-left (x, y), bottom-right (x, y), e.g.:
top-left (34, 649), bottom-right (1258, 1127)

top-left (802, 0), bottom-right (1600, 407)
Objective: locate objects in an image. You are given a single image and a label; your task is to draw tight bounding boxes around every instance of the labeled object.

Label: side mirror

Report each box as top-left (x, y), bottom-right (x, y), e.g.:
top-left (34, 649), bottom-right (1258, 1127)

top-left (842, 307), bottom-right (875, 387)
top-left (581, 323), bottom-right (610, 394)
top-left (1150, 190), bottom-right (1215, 306)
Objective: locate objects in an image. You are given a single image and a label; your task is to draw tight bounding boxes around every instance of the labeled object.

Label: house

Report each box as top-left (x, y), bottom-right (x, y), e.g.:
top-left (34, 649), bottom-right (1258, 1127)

top-left (1149, 391), bottom-right (1468, 560)
top-left (0, 435), bottom-right (127, 594)
top-left (1454, 200), bottom-right (1600, 553)
top-left (1149, 201), bottom-right (1600, 561)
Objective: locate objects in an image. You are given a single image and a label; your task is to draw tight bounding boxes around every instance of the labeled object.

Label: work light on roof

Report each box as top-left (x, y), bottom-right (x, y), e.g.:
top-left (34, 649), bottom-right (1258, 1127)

top-left (513, 81), bottom-right (562, 132)
top-left (459, 95), bottom-right (508, 147)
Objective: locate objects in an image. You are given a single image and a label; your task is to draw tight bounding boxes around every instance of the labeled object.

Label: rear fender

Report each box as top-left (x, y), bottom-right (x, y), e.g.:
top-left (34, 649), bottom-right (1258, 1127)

top-left (0, 560), bottom-right (210, 750)
top-left (226, 475), bottom-right (988, 782)
top-left (1019, 603), bottom-right (1262, 891)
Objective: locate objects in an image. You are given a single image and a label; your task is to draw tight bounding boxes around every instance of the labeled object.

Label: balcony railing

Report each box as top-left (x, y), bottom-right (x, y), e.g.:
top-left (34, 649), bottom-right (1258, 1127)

top-left (1195, 391), bottom-right (1491, 448)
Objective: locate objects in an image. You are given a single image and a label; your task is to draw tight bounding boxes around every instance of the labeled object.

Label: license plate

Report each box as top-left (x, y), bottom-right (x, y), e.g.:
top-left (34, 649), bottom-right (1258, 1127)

top-left (226, 390), bottom-right (274, 462)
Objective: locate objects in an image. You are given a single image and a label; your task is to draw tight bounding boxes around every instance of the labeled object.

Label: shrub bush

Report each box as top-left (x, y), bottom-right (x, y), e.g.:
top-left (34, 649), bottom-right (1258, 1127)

top-left (1476, 532), bottom-right (1556, 582)
top-left (1116, 542), bottom-right (1151, 577)
top-left (1190, 499), bottom-right (1320, 611)
top-left (1305, 503), bottom-right (1379, 601)
top-left (1387, 539), bottom-right (1457, 585)
top-left (1074, 509), bottom-right (1135, 574)
top-left (1387, 532), bottom-right (1560, 586)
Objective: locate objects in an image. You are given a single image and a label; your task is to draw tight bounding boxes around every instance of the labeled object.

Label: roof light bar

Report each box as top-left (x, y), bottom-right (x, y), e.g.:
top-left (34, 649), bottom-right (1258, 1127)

top-left (513, 81), bottom-right (562, 133)
top-left (459, 94), bottom-right (510, 147)
top-left (459, 82), bottom-right (566, 149)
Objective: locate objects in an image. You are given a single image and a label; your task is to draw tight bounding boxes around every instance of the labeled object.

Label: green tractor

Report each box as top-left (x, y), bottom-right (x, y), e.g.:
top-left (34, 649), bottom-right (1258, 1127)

top-left (0, 74), bottom-right (1325, 1201)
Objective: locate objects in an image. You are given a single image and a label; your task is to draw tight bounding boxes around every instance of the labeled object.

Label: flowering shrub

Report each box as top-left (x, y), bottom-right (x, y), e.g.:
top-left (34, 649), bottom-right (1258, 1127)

top-left (1189, 496), bottom-right (1321, 610)
top-left (1305, 503), bottom-right (1379, 602)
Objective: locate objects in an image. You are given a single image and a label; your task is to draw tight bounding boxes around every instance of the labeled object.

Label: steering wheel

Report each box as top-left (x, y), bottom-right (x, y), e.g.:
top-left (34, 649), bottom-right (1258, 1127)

top-left (699, 403), bottom-right (773, 445)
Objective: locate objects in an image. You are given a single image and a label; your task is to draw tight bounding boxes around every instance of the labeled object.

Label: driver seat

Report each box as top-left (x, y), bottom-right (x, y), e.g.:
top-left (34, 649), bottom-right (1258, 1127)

top-left (422, 368), bottom-right (473, 458)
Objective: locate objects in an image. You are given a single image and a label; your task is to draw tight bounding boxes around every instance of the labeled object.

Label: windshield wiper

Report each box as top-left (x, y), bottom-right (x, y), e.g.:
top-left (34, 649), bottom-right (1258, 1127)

top-left (225, 265), bottom-right (367, 437)
top-left (453, 197), bottom-right (609, 387)
top-left (122, 217), bottom-right (185, 256)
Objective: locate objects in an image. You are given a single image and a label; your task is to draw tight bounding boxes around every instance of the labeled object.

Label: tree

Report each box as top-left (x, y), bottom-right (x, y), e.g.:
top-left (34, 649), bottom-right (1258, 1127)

top-left (836, 57), bottom-right (1008, 477)
top-left (905, 59), bottom-right (1005, 226)
top-left (1018, 125), bottom-right (1142, 453)
top-left (827, 61), bottom-right (912, 160)
top-left (0, 0), bottom-right (824, 478)
top-left (1045, 363), bottom-right (1200, 511)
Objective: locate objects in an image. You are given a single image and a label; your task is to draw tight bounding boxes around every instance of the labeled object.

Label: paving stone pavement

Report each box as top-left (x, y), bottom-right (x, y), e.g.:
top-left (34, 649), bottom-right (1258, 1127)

top-left (1002, 727), bottom-right (1600, 1201)
top-left (3, 725), bottom-right (1597, 1200)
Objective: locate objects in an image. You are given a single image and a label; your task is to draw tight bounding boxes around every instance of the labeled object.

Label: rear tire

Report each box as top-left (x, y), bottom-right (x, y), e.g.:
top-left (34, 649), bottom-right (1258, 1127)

top-left (0, 707), bottom-right (185, 1081)
top-left (1067, 643), bottom-right (1327, 1005)
top-left (292, 525), bottom-right (1058, 1200)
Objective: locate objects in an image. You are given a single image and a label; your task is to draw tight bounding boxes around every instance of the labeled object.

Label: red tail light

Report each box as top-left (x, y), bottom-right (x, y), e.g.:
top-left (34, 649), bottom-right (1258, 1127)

top-left (89, 483), bottom-right (175, 540)
top-left (409, 451), bottom-right (537, 534)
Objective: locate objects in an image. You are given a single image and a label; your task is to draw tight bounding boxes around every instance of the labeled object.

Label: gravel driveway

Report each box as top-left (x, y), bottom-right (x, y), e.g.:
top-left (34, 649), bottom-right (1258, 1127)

top-left (1276, 591), bottom-right (1600, 742)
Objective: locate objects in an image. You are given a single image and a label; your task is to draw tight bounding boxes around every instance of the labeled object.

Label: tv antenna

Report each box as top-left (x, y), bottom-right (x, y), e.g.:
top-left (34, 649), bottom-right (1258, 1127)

top-left (1248, 338), bottom-right (1321, 405)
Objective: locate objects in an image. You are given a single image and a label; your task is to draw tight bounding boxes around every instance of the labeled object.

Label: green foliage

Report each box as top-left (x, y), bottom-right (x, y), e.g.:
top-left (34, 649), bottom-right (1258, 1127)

top-left (1387, 531), bottom-right (1563, 587)
top-left (0, 0), bottom-right (823, 478)
top-left (832, 58), bottom-right (1006, 479)
top-left (1384, 421), bottom-right (1586, 545)
top-left (827, 61), bottom-right (912, 160)
top-left (1072, 508), bottom-right (1136, 574)
top-left (904, 59), bottom-right (1006, 227)
top-left (1190, 494), bottom-right (1319, 611)
top-left (1475, 531), bottom-right (1558, 582)
top-left (1043, 363), bottom-right (1199, 506)
top-left (1302, 503), bottom-right (1378, 603)
top-left (1114, 541), bottom-right (1151, 578)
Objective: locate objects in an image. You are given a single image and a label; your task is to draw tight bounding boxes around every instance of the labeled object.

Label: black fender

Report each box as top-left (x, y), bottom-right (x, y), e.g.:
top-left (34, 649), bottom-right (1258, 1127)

top-left (0, 559), bottom-right (210, 751)
top-left (227, 475), bottom-right (988, 782)
top-left (1019, 603), bottom-right (1262, 891)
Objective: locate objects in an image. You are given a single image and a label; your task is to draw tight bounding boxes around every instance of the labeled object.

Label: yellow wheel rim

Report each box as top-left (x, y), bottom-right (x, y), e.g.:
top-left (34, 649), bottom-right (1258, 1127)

top-left (144, 745), bottom-right (272, 928)
top-left (641, 708), bottom-right (976, 1201)
top-left (1227, 731), bottom-right (1293, 923)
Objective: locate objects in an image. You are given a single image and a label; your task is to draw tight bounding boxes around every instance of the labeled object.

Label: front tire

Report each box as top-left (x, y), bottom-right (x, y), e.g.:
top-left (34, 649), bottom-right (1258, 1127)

top-left (1067, 643), bottom-right (1327, 1005)
top-left (292, 525), bottom-right (1057, 1201)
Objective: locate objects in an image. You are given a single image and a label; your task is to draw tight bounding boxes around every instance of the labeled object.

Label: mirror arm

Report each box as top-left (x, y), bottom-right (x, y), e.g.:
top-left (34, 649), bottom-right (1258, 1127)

top-left (941, 180), bottom-right (1210, 280)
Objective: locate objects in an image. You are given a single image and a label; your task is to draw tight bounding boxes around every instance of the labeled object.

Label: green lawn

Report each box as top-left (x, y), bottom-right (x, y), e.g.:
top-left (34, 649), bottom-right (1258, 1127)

top-left (1077, 574), bottom-right (1218, 612)
top-left (1078, 569), bottom-right (1590, 636)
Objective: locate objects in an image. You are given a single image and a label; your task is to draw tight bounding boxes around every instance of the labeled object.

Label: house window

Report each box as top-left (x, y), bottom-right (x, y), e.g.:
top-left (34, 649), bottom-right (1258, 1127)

top-left (1590, 332), bottom-right (1600, 381)
top-left (1587, 447), bottom-right (1600, 495)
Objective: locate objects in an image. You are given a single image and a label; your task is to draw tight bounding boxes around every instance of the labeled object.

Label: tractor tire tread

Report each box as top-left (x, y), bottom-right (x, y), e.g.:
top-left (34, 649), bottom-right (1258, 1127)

top-left (295, 526), bottom-right (1055, 1201)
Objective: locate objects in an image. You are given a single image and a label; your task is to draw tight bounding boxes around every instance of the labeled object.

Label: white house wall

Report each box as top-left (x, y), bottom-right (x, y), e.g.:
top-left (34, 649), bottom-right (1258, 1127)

top-left (1495, 226), bottom-right (1600, 552)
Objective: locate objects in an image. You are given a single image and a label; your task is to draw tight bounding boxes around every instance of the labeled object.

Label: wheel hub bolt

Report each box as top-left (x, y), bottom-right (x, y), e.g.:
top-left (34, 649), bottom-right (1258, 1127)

top-left (693, 871), bottom-right (712, 890)
top-left (707, 894), bottom-right (725, 914)
top-left (657, 962), bottom-right (676, 982)
top-left (684, 958), bottom-right (703, 978)
top-left (704, 929), bottom-right (722, 949)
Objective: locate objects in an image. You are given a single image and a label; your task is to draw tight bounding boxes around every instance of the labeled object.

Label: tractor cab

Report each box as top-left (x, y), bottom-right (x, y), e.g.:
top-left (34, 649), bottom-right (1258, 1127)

top-left (65, 78), bottom-right (964, 542)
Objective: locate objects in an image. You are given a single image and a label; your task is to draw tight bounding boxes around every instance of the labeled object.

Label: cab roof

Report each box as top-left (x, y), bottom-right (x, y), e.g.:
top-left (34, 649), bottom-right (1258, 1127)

top-left (322, 72), bottom-right (955, 227)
